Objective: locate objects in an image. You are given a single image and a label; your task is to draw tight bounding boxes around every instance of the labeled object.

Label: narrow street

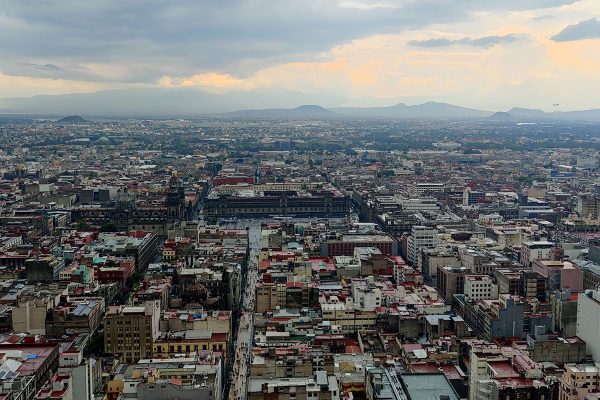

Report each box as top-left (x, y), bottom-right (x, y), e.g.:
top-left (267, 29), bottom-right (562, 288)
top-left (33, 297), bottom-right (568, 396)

top-left (226, 221), bottom-right (261, 400)
top-left (221, 216), bottom-right (350, 399)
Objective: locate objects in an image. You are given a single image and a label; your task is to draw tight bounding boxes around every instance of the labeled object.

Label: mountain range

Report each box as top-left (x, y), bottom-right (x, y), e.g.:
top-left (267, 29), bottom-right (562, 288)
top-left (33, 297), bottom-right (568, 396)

top-left (2, 87), bottom-right (600, 121)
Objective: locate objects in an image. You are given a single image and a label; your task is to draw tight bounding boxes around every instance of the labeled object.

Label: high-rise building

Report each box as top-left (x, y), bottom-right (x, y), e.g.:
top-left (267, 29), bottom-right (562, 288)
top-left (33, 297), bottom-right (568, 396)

top-left (406, 225), bottom-right (438, 267)
top-left (559, 363), bottom-right (600, 400)
top-left (577, 194), bottom-right (600, 220)
top-left (104, 300), bottom-right (161, 363)
top-left (576, 289), bottom-right (600, 361)
top-left (463, 187), bottom-right (485, 206)
top-left (589, 239), bottom-right (600, 265)
top-left (464, 274), bottom-right (498, 301)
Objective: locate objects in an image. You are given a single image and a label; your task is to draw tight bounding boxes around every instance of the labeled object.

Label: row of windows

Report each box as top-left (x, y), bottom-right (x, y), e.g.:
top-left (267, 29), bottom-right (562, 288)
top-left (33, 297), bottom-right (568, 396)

top-left (155, 343), bottom-right (225, 353)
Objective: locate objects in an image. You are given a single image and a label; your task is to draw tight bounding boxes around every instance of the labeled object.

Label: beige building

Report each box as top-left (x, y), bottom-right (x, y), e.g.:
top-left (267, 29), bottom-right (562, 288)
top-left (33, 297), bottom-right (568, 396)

top-left (250, 354), bottom-right (315, 379)
top-left (248, 374), bottom-right (339, 400)
top-left (577, 194), bottom-right (600, 220)
top-left (559, 363), bottom-right (600, 400)
top-left (468, 345), bottom-right (516, 400)
top-left (159, 309), bottom-right (231, 334)
top-left (255, 283), bottom-right (286, 313)
top-left (12, 285), bottom-right (68, 335)
top-left (104, 300), bottom-right (161, 363)
top-left (13, 298), bottom-right (54, 335)
top-left (320, 300), bottom-right (375, 334)
top-left (436, 266), bottom-right (470, 302)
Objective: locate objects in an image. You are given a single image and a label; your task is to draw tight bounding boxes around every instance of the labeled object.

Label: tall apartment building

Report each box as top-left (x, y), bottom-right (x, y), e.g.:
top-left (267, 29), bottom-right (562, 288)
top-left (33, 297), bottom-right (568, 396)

top-left (559, 363), bottom-right (600, 400)
top-left (459, 248), bottom-right (497, 274)
top-left (351, 278), bottom-right (382, 311)
top-left (104, 300), bottom-right (161, 363)
top-left (255, 282), bottom-right (286, 313)
top-left (494, 269), bottom-right (522, 296)
top-left (454, 294), bottom-right (552, 341)
top-left (577, 194), bottom-right (600, 220)
top-left (463, 187), bottom-right (485, 206)
top-left (406, 225), bottom-right (438, 267)
top-left (437, 266), bottom-right (471, 302)
top-left (421, 247), bottom-right (460, 281)
top-left (577, 289), bottom-right (600, 361)
top-left (520, 270), bottom-right (547, 301)
top-left (320, 300), bottom-right (376, 334)
top-left (521, 241), bottom-right (555, 267)
top-left (464, 275), bottom-right (498, 301)
top-left (468, 345), bottom-right (511, 400)
top-left (532, 259), bottom-right (583, 292)
top-left (248, 374), bottom-right (340, 400)
top-left (58, 336), bottom-right (103, 400)
top-left (589, 239), bottom-right (600, 265)
top-left (468, 345), bottom-right (555, 400)
top-left (550, 289), bottom-right (579, 337)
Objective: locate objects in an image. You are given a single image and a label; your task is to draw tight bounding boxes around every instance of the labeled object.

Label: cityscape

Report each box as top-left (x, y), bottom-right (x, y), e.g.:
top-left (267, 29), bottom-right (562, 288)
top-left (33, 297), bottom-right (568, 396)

top-left (0, 115), bottom-right (598, 400)
top-left (2, 1), bottom-right (600, 400)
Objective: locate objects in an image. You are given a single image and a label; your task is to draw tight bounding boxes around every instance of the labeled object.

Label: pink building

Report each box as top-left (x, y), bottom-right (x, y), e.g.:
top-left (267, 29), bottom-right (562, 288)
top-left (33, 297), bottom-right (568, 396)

top-left (532, 259), bottom-right (582, 291)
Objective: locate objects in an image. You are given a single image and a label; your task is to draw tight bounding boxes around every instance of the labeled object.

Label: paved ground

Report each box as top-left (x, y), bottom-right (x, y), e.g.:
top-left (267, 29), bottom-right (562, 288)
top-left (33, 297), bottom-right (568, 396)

top-left (228, 221), bottom-right (260, 400)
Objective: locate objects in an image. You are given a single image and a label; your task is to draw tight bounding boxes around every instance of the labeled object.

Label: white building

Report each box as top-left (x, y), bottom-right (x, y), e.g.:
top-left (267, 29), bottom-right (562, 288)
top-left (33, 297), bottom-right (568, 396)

top-left (398, 197), bottom-right (441, 213)
top-left (413, 182), bottom-right (445, 195)
top-left (58, 340), bottom-right (101, 400)
top-left (351, 278), bottom-right (382, 311)
top-left (0, 236), bottom-right (22, 252)
top-left (577, 194), bottom-right (600, 220)
top-left (407, 225), bottom-right (439, 267)
top-left (577, 290), bottom-right (600, 361)
top-left (464, 275), bottom-right (498, 301)
top-left (521, 241), bottom-right (555, 267)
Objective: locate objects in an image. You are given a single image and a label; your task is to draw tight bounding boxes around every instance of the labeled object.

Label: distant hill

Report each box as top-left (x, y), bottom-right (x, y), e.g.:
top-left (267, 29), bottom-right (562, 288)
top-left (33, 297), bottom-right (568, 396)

top-left (2, 87), bottom-right (600, 120)
top-left (224, 105), bottom-right (335, 119)
top-left (0, 87), bottom-right (349, 117)
top-left (507, 107), bottom-right (546, 118)
top-left (331, 101), bottom-right (493, 119)
top-left (57, 115), bottom-right (86, 123)
top-left (487, 111), bottom-right (515, 121)
top-left (550, 109), bottom-right (600, 121)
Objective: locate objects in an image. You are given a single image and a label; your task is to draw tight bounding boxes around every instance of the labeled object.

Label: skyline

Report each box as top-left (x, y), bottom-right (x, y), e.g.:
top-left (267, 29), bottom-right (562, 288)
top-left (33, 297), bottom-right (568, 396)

top-left (2, 1), bottom-right (600, 111)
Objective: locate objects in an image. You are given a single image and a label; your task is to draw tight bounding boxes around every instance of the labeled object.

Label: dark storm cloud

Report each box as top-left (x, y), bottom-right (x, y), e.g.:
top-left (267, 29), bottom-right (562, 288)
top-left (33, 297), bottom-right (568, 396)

top-left (408, 34), bottom-right (526, 48)
top-left (551, 18), bottom-right (600, 42)
top-left (0, 0), bottom-right (579, 83)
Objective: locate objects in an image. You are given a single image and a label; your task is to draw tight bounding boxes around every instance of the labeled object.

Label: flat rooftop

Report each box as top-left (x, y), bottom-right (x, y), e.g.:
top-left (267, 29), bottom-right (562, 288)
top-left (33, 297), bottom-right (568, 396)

top-left (340, 235), bottom-right (393, 243)
top-left (401, 373), bottom-right (459, 400)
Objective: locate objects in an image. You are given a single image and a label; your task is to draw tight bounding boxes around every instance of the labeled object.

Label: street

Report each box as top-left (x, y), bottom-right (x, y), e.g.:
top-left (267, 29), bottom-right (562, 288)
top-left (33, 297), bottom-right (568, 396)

top-left (227, 220), bottom-right (261, 400)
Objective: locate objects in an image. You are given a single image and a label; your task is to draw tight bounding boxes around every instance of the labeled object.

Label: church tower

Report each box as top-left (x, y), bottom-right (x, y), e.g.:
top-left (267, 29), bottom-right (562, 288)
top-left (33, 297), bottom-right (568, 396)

top-left (165, 173), bottom-right (184, 221)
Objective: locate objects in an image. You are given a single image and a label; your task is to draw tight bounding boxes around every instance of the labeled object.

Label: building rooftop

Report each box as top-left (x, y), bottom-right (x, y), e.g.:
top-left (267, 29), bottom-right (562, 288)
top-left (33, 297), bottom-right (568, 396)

top-left (340, 235), bottom-right (393, 243)
top-left (401, 373), bottom-right (460, 400)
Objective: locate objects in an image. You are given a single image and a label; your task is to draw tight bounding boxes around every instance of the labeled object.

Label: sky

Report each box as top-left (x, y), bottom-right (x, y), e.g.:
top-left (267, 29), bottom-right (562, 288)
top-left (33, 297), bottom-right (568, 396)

top-left (1, 0), bottom-right (600, 111)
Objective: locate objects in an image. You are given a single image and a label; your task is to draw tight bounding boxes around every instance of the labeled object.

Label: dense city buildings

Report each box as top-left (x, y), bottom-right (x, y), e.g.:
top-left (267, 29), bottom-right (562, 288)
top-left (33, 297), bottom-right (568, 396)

top-left (0, 115), bottom-right (598, 400)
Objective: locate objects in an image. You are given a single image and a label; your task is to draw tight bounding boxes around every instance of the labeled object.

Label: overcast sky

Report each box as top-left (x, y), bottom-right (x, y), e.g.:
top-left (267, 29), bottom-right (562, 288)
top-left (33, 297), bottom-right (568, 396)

top-left (1, 0), bottom-right (600, 110)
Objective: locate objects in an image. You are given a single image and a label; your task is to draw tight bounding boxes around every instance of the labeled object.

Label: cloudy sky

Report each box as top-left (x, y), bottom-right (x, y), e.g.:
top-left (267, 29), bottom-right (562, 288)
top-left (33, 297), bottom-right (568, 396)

top-left (1, 0), bottom-right (600, 110)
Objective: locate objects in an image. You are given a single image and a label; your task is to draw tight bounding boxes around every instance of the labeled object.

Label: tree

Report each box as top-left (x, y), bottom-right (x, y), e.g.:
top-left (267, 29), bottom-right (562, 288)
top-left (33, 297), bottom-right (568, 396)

top-left (100, 223), bottom-right (118, 232)
top-left (76, 221), bottom-right (90, 230)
